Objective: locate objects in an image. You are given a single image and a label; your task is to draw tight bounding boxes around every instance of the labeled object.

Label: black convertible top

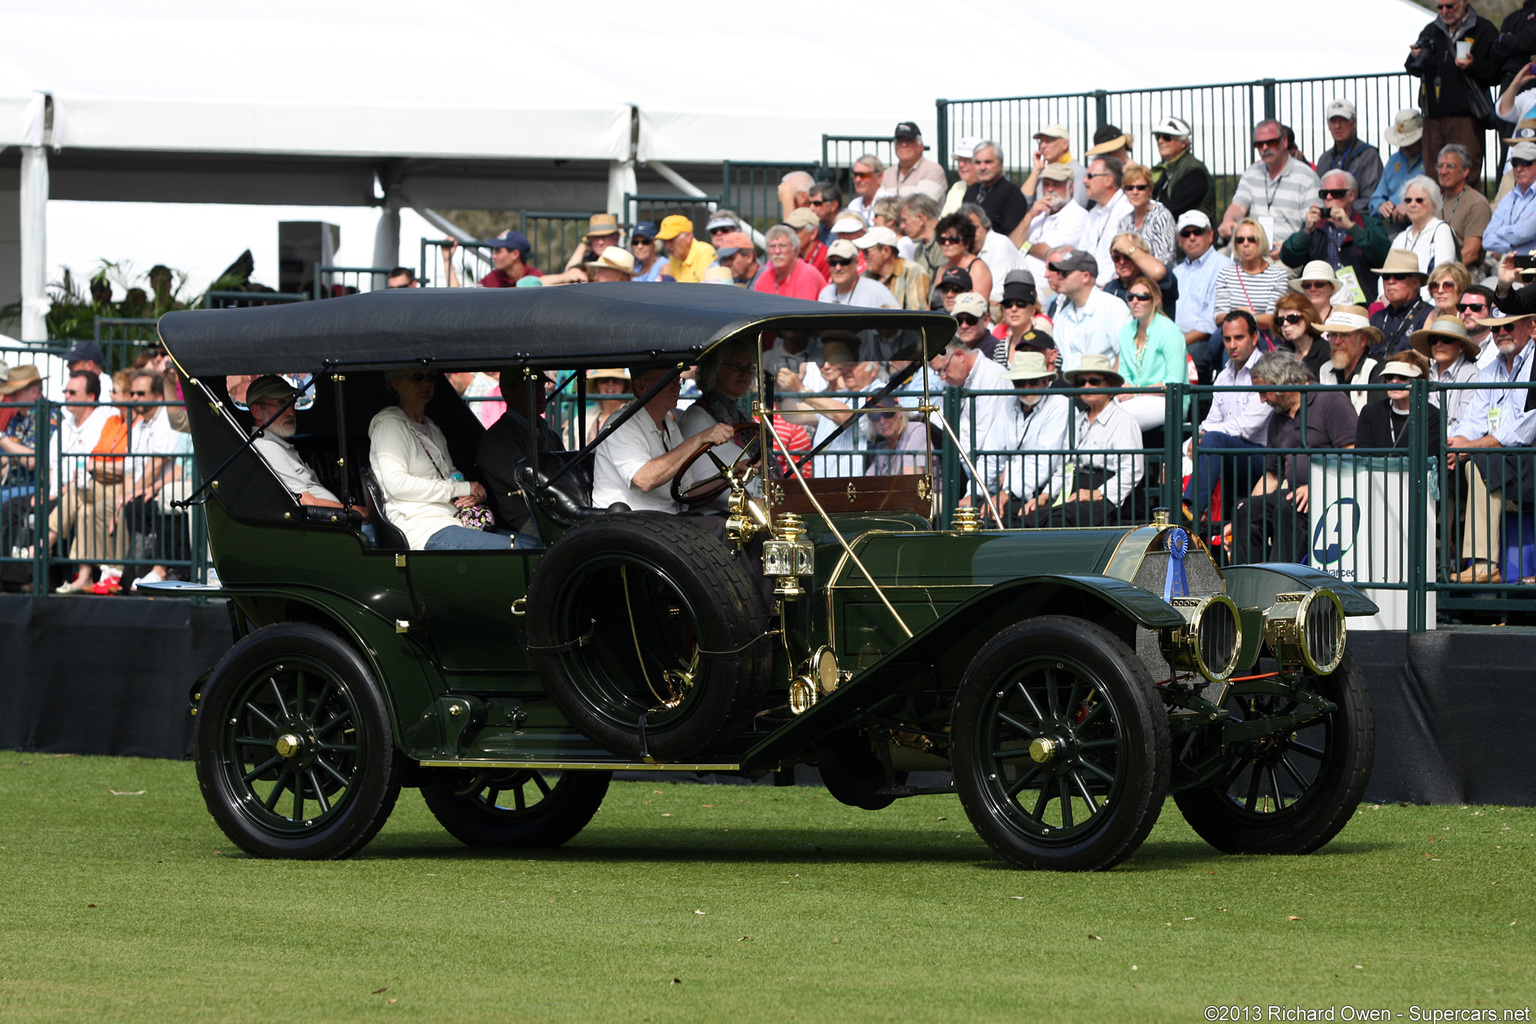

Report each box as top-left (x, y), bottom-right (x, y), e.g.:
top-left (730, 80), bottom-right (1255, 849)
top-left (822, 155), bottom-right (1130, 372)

top-left (159, 283), bottom-right (957, 376)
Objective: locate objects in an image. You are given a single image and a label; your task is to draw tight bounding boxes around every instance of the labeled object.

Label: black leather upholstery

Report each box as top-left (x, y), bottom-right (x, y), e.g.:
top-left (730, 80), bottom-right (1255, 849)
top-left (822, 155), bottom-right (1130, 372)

top-left (516, 450), bottom-right (629, 526)
top-left (359, 464), bottom-right (410, 550)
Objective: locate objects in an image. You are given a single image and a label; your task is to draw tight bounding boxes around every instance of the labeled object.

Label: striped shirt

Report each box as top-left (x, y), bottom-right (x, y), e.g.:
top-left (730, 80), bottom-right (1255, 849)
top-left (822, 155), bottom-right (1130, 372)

top-left (1231, 157), bottom-right (1320, 248)
top-left (1117, 200), bottom-right (1177, 267)
top-left (1213, 261), bottom-right (1289, 320)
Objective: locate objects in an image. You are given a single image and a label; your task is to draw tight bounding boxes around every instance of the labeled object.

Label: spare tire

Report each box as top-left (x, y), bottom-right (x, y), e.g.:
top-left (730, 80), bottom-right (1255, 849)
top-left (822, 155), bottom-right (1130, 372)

top-left (525, 512), bottom-right (773, 760)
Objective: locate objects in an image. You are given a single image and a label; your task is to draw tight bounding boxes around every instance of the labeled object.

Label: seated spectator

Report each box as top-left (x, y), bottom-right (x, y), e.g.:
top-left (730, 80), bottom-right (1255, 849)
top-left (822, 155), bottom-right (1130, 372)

top-left (964, 141), bottom-right (1028, 238)
top-left (1117, 276), bottom-right (1188, 433)
top-left (1149, 116), bottom-right (1216, 221)
top-left (386, 266), bottom-right (422, 289)
top-left (929, 333), bottom-right (1016, 459)
top-left (1355, 350), bottom-right (1441, 452)
top-left (864, 400), bottom-right (929, 476)
top-left (960, 203), bottom-right (1021, 305)
top-left (932, 212), bottom-right (993, 308)
top-left (950, 292), bottom-right (1000, 360)
top-left (934, 267), bottom-right (971, 313)
top-left (899, 194), bottom-right (945, 280)
top-left (881, 121), bottom-right (948, 202)
top-left (1369, 251), bottom-right (1434, 358)
top-left (1274, 291), bottom-right (1330, 380)
top-left (786, 208), bottom-right (831, 280)
top-left (1022, 124), bottom-right (1087, 207)
top-left (1019, 354), bottom-right (1143, 527)
top-left (856, 226), bottom-right (930, 311)
top-left (942, 137), bottom-right (981, 217)
top-left (45, 371), bottom-right (115, 593)
top-left (1482, 140), bottom-right (1536, 258)
top-left (831, 212), bottom-right (869, 268)
top-left (592, 365), bottom-right (736, 512)
top-left (1435, 144), bottom-right (1493, 270)
top-left (477, 367), bottom-right (566, 535)
top-left (1171, 211), bottom-right (1232, 380)
top-left (658, 216), bottom-right (717, 284)
top-left (560, 214), bottom-right (623, 275)
top-left (585, 248), bottom-right (636, 283)
top-left (1012, 164), bottom-right (1088, 298)
top-left (1218, 119), bottom-right (1320, 255)
top-left (980, 350), bottom-right (1071, 524)
top-left (629, 221), bottom-right (670, 282)
top-left (114, 370), bottom-right (190, 588)
top-left (808, 182), bottom-right (843, 245)
top-left (1182, 311), bottom-right (1273, 522)
top-left (1293, 260), bottom-right (1344, 326)
top-left (71, 371), bottom-right (133, 593)
top-left (872, 196), bottom-right (917, 262)
top-left (1050, 249), bottom-right (1131, 373)
top-left (777, 170), bottom-right (814, 222)
top-left (247, 374), bottom-right (371, 521)
top-left (819, 240), bottom-right (896, 308)
top-left (369, 369), bottom-right (526, 550)
top-left (59, 340), bottom-right (114, 407)
top-left (1280, 169), bottom-right (1389, 304)
top-left (1369, 110), bottom-right (1426, 231)
top-left (1086, 124), bottom-right (1133, 166)
top-left (1231, 350), bottom-right (1358, 564)
top-left (1314, 99), bottom-right (1384, 220)
top-left (583, 368), bottom-right (631, 445)
top-left (1445, 309), bottom-right (1536, 583)
top-left (715, 233), bottom-right (767, 289)
top-left (1455, 283), bottom-right (1500, 370)
top-left (705, 210), bottom-right (746, 245)
top-left (477, 229), bottom-right (541, 287)
top-left (0, 365), bottom-right (43, 503)
top-left (1426, 262), bottom-right (1472, 324)
top-left (1390, 176), bottom-right (1458, 291)
top-left (991, 274), bottom-right (1055, 369)
top-left (1105, 232), bottom-right (1178, 321)
top-left (754, 225), bottom-right (827, 299)
top-left (1214, 218), bottom-right (1289, 337)
top-left (1317, 306), bottom-right (1386, 410)
top-left (1117, 164), bottom-right (1177, 269)
top-left (1079, 156), bottom-right (1132, 285)
top-left (847, 154), bottom-right (892, 224)
top-left (774, 336), bottom-right (886, 477)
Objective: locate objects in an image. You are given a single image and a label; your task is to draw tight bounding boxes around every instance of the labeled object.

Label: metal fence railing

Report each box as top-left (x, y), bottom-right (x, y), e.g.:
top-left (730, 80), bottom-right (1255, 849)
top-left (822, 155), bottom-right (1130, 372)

top-left (622, 194), bottom-right (721, 241)
top-left (722, 161), bottom-right (820, 234)
top-left (937, 72), bottom-right (1506, 213)
top-left (202, 291), bottom-right (307, 310)
top-left (313, 266), bottom-right (396, 300)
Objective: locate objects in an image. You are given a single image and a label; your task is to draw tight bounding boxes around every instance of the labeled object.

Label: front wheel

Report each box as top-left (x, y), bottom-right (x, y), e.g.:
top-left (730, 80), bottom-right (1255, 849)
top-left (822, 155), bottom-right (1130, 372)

top-left (1174, 651), bottom-right (1373, 855)
top-left (194, 623), bottom-right (400, 859)
top-left (951, 617), bottom-right (1170, 871)
top-left (421, 769), bottom-right (611, 848)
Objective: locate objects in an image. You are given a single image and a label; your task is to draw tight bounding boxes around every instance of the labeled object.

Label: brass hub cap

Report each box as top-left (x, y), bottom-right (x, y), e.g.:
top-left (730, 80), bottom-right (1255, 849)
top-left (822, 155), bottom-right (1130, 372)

top-left (275, 733), bottom-right (304, 759)
top-left (1029, 737), bottom-right (1060, 764)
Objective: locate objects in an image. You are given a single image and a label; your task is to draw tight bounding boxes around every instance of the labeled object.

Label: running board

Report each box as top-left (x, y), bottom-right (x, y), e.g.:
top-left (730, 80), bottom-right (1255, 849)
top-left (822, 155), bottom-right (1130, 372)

top-left (418, 758), bottom-right (745, 772)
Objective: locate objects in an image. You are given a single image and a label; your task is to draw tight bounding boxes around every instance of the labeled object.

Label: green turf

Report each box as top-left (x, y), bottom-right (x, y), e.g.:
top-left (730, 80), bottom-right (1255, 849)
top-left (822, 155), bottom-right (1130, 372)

top-left (1, 753), bottom-right (1532, 1024)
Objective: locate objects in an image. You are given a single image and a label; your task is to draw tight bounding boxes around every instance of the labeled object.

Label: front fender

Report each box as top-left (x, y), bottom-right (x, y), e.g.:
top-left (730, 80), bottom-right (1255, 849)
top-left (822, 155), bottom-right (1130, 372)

top-left (1221, 563), bottom-right (1379, 617)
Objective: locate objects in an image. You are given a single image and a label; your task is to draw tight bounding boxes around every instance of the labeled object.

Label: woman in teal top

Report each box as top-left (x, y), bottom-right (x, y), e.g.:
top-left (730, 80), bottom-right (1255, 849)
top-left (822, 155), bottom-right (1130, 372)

top-left (1117, 275), bottom-right (1189, 432)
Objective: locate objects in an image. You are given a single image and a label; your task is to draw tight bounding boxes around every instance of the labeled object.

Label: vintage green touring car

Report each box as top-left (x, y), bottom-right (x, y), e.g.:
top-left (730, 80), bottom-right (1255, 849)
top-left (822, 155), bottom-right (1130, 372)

top-left (158, 284), bottom-right (1375, 870)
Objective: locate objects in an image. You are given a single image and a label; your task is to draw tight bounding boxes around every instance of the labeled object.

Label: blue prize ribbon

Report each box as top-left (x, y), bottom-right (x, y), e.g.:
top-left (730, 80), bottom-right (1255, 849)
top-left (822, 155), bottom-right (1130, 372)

top-left (1163, 527), bottom-right (1190, 602)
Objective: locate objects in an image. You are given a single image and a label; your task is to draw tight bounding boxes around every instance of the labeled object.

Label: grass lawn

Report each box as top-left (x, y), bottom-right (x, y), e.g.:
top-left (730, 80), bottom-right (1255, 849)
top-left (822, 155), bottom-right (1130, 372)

top-left (1, 752), bottom-right (1532, 1024)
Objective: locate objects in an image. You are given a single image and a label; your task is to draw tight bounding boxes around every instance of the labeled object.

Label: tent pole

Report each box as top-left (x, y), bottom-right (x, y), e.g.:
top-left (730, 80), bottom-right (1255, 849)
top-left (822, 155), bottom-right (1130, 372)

top-left (371, 199), bottom-right (400, 290)
top-left (19, 145), bottom-right (48, 343)
top-left (607, 159), bottom-right (637, 227)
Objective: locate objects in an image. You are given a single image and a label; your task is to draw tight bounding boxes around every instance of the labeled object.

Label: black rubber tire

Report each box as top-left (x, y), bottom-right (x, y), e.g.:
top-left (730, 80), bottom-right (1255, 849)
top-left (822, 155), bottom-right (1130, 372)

top-left (950, 616), bottom-right (1170, 871)
top-left (1174, 651), bottom-right (1374, 855)
top-left (420, 769), bottom-right (611, 848)
top-left (194, 622), bottom-right (401, 860)
top-left (525, 512), bottom-right (772, 760)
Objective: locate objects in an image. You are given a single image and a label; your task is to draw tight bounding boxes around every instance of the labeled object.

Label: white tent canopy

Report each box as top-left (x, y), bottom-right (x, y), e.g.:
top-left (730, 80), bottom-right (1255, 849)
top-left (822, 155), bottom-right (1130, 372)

top-left (0, 55), bottom-right (44, 148)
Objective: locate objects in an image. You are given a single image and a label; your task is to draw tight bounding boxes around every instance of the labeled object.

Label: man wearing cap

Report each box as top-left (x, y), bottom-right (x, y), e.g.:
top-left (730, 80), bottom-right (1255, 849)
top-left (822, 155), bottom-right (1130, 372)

top-left (857, 227), bottom-right (930, 312)
top-left (1181, 311), bottom-right (1273, 522)
top-left (1318, 305), bottom-right (1387, 410)
top-left (898, 195), bottom-right (944, 281)
top-left (1050, 249), bottom-right (1131, 373)
top-left (1021, 124), bottom-right (1087, 208)
top-left (478, 229), bottom-right (541, 288)
top-left (715, 233), bottom-right (768, 289)
top-left (929, 335), bottom-right (1016, 468)
top-left (246, 375), bottom-right (370, 524)
top-left (1149, 117), bottom-right (1215, 222)
top-left (705, 212), bottom-right (744, 248)
top-left (933, 267), bottom-right (972, 314)
top-left (1368, 111), bottom-right (1427, 228)
top-left (818, 240), bottom-right (897, 309)
top-left (586, 248), bottom-right (636, 283)
top-left (1356, 351), bottom-right (1442, 452)
top-left (1171, 211), bottom-right (1234, 379)
top-left (754, 224), bottom-right (827, 300)
top-left (1021, 354), bottom-right (1143, 528)
top-left (1446, 308), bottom-right (1536, 583)
top-left (1218, 118), bottom-right (1321, 255)
top-left (1369, 251), bottom-right (1434, 359)
top-left (657, 215), bottom-right (716, 284)
top-left (979, 350), bottom-right (1070, 524)
top-left (785, 208), bottom-right (831, 281)
top-left (963, 142), bottom-right (1028, 238)
top-left (1482, 140), bottom-right (1536, 257)
top-left (1012, 165), bottom-right (1088, 298)
top-left (1280, 169), bottom-right (1389, 304)
top-left (831, 214), bottom-right (870, 274)
top-left (942, 137), bottom-right (982, 217)
top-left (561, 214), bottom-right (623, 275)
top-left (807, 182), bottom-right (843, 246)
top-left (1314, 100), bottom-right (1384, 221)
top-left (0, 366), bottom-right (45, 503)
top-left (1080, 157), bottom-right (1133, 287)
top-left (59, 341), bottom-right (114, 407)
top-left (628, 221), bottom-right (669, 282)
top-left (1407, 0), bottom-right (1499, 178)
top-left (1435, 144), bottom-right (1493, 268)
top-left (949, 293), bottom-right (997, 359)
top-left (880, 122), bottom-right (947, 203)
top-left (848, 154), bottom-right (893, 225)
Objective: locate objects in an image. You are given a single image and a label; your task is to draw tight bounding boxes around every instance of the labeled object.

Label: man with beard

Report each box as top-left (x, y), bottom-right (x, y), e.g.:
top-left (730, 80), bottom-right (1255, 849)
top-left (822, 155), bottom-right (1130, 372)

top-left (1022, 123), bottom-right (1087, 207)
top-left (980, 350), bottom-right (1071, 525)
top-left (1013, 164), bottom-right (1088, 299)
top-left (1318, 307), bottom-right (1386, 411)
top-left (248, 376), bottom-right (370, 521)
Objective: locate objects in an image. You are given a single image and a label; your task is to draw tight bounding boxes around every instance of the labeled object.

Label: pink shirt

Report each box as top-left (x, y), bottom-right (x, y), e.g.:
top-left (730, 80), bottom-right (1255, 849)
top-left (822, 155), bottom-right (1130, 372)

top-left (753, 259), bottom-right (828, 300)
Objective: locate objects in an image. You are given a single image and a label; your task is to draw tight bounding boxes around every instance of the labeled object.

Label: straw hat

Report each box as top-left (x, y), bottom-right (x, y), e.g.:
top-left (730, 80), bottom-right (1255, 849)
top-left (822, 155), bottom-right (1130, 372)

top-left (584, 214), bottom-right (622, 239)
top-left (1383, 109), bottom-right (1423, 147)
top-left (1065, 353), bottom-right (1124, 387)
top-left (1312, 305), bottom-right (1384, 346)
top-left (0, 364), bottom-right (45, 395)
top-left (1409, 316), bottom-right (1479, 361)
top-left (585, 247), bottom-right (636, 276)
top-left (1004, 349), bottom-right (1054, 381)
top-left (587, 367), bottom-right (631, 382)
top-left (1291, 260), bottom-right (1344, 296)
top-left (1371, 249), bottom-right (1427, 279)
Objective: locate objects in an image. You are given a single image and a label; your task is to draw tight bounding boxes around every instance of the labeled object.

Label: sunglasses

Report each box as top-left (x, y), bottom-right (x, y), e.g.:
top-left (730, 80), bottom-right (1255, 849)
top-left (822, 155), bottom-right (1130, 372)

top-left (955, 314), bottom-right (982, 326)
top-left (129, 390), bottom-right (152, 398)
top-left (938, 235), bottom-right (964, 244)
top-left (1153, 133), bottom-right (1178, 143)
top-left (1381, 273), bottom-right (1418, 282)
top-left (1124, 183), bottom-right (1150, 192)
top-left (631, 237), bottom-right (653, 245)
top-left (1179, 227), bottom-right (1207, 238)
top-left (1234, 236), bottom-right (1259, 244)
top-left (1279, 313), bottom-right (1307, 325)
top-left (809, 198), bottom-right (833, 206)
top-left (1083, 172), bottom-right (1112, 179)
top-left (1430, 280), bottom-right (1459, 291)
top-left (1126, 293), bottom-right (1154, 303)
top-left (1253, 137), bottom-right (1282, 149)
top-left (1381, 375), bottom-right (1412, 384)
top-left (709, 225), bottom-right (734, 234)
top-left (1318, 188), bottom-right (1350, 200)
top-left (1000, 299), bottom-right (1034, 309)
top-left (875, 410), bottom-right (904, 421)
top-left (1302, 280), bottom-right (1334, 289)
top-left (852, 171), bottom-right (875, 179)
top-left (1457, 302), bottom-right (1488, 312)
top-left (1493, 324), bottom-right (1519, 336)
top-left (826, 257), bottom-right (853, 267)
top-left (1077, 376), bottom-right (1110, 386)
top-left (1402, 196), bottom-right (1431, 205)
top-left (1515, 159), bottom-right (1536, 169)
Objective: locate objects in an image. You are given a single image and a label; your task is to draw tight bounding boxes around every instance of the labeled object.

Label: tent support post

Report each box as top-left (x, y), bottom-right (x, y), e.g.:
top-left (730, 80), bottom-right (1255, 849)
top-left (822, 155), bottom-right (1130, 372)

top-left (607, 160), bottom-right (637, 227)
top-left (371, 200), bottom-right (400, 290)
top-left (19, 145), bottom-right (48, 342)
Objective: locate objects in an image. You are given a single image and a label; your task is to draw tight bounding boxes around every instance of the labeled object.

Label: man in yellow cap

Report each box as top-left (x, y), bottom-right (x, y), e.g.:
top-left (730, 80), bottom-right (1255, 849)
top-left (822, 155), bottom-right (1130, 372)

top-left (656, 216), bottom-right (715, 283)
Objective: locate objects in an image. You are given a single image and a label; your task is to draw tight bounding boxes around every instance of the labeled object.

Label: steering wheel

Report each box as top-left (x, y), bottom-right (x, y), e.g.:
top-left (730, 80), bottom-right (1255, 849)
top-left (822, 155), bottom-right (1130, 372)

top-left (670, 434), bottom-right (761, 507)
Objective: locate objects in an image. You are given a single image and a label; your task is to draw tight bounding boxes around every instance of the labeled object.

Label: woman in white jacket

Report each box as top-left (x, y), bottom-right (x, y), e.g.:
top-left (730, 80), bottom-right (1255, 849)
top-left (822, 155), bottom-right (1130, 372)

top-left (369, 368), bottom-right (526, 549)
top-left (1390, 176), bottom-right (1457, 300)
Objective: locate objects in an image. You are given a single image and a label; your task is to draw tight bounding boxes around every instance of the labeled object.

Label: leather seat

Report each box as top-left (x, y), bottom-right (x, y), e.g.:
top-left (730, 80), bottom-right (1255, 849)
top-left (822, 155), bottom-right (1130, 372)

top-left (516, 451), bottom-right (629, 527)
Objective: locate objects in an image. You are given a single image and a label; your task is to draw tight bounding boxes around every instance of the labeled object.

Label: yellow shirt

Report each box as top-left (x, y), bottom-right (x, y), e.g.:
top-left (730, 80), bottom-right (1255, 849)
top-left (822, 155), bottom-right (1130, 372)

top-left (667, 239), bottom-right (717, 283)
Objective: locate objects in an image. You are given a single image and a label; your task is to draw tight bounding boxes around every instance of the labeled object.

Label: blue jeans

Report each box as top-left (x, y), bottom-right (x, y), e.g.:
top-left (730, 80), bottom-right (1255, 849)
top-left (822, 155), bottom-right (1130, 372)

top-left (1182, 432), bottom-right (1266, 518)
top-left (424, 525), bottom-right (539, 550)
